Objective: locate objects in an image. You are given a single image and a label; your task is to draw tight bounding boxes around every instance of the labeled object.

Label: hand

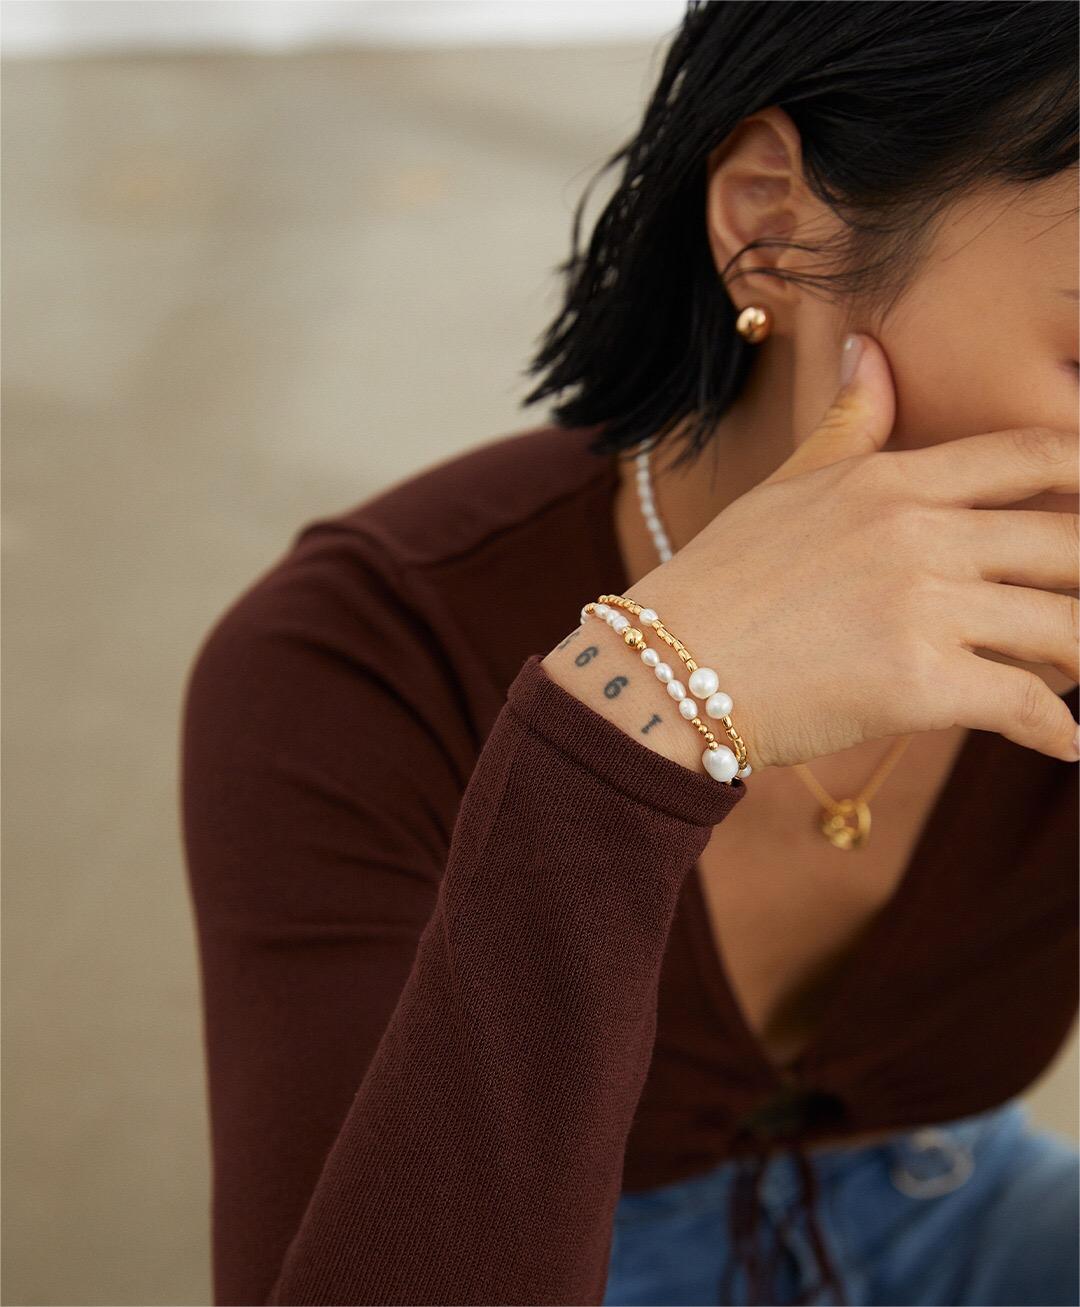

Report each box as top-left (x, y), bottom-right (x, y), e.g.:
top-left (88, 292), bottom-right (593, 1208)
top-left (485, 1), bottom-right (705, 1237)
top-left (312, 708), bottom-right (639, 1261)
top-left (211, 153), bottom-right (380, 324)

top-left (618, 333), bottom-right (1079, 770)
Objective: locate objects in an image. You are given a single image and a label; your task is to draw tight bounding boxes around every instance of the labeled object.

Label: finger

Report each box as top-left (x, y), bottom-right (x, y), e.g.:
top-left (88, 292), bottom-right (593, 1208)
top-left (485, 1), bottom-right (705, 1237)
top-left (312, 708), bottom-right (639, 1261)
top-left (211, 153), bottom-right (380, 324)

top-left (945, 650), bottom-right (1079, 762)
top-left (958, 508), bottom-right (1079, 589)
top-left (951, 579), bottom-right (1080, 684)
top-left (893, 427), bottom-right (1079, 508)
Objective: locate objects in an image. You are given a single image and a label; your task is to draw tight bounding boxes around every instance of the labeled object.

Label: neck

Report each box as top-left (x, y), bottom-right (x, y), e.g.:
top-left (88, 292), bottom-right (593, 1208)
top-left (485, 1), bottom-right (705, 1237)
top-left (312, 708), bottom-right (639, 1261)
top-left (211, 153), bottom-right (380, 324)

top-left (646, 363), bottom-right (797, 550)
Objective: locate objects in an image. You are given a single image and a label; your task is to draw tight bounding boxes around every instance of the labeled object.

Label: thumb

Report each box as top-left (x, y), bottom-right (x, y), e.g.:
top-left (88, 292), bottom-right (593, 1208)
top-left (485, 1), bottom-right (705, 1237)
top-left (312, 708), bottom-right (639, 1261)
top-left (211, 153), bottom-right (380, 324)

top-left (765, 333), bottom-right (897, 485)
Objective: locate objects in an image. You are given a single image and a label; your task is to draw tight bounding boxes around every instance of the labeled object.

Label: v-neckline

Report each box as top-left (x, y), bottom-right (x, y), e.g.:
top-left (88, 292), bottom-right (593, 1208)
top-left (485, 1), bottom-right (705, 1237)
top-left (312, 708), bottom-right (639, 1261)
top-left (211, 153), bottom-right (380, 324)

top-left (680, 740), bottom-right (984, 1093)
top-left (590, 441), bottom-right (1078, 1098)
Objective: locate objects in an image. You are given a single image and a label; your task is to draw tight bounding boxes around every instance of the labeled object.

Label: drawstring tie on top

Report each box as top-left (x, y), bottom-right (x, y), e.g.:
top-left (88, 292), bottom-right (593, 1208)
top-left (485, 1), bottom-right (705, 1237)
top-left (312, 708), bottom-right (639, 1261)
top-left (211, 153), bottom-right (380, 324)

top-left (720, 1087), bottom-right (850, 1305)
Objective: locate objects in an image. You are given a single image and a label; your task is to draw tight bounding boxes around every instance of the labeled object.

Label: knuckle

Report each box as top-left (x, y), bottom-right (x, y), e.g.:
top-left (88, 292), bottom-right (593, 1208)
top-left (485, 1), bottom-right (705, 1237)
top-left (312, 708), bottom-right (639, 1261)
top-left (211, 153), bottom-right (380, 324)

top-left (852, 448), bottom-right (901, 493)
top-left (1062, 592), bottom-right (1080, 651)
top-left (1061, 510), bottom-right (1080, 559)
top-left (843, 453), bottom-right (909, 530)
top-left (1011, 426), bottom-right (1064, 471)
top-left (880, 501), bottom-right (940, 553)
top-left (1014, 670), bottom-right (1048, 733)
top-left (1036, 587), bottom-right (1080, 659)
top-left (895, 563), bottom-right (950, 625)
top-left (816, 402), bottom-right (849, 435)
top-left (895, 636), bottom-right (948, 723)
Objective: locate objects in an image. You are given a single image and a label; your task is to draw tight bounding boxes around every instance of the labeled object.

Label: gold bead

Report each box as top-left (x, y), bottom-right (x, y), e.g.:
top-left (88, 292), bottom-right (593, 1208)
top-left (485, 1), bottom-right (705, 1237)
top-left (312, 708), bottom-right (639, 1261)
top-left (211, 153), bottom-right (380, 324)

top-left (623, 628), bottom-right (642, 645)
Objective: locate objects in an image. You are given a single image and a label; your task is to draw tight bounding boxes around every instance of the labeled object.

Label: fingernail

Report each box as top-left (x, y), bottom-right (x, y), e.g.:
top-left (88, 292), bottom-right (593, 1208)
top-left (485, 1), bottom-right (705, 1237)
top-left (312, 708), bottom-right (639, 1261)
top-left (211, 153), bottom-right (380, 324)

top-left (839, 333), bottom-right (863, 386)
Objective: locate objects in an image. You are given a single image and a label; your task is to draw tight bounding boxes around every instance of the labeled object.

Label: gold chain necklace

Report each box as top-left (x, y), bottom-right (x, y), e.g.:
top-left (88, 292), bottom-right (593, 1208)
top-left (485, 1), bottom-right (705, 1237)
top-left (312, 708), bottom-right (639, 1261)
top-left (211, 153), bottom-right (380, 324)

top-left (633, 445), bottom-right (914, 849)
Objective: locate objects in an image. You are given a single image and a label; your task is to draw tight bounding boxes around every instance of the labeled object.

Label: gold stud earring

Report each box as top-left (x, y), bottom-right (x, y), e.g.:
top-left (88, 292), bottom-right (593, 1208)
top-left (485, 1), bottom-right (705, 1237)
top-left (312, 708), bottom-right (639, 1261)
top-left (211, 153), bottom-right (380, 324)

top-left (735, 305), bottom-right (773, 343)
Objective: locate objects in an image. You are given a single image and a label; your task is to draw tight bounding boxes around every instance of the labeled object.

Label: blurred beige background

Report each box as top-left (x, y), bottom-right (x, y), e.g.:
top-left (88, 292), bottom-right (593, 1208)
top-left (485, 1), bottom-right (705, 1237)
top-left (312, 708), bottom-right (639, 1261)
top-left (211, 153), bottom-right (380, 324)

top-left (3, 13), bottom-right (1077, 1307)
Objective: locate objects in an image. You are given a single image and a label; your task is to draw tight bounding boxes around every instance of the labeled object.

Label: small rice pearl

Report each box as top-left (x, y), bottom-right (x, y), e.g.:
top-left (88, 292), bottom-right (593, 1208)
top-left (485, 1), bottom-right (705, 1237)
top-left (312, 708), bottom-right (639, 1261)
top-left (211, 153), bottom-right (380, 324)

top-left (594, 603), bottom-right (610, 619)
top-left (666, 680), bottom-right (686, 701)
top-left (737, 764), bottom-right (753, 779)
top-left (705, 690), bottom-right (734, 719)
top-left (703, 744), bottom-right (739, 783)
top-left (679, 698), bottom-right (698, 720)
top-left (638, 607), bottom-right (658, 625)
top-left (641, 647), bottom-right (660, 667)
top-left (688, 667), bottom-right (719, 699)
top-left (611, 614), bottom-right (630, 633)
top-left (655, 662), bottom-right (674, 683)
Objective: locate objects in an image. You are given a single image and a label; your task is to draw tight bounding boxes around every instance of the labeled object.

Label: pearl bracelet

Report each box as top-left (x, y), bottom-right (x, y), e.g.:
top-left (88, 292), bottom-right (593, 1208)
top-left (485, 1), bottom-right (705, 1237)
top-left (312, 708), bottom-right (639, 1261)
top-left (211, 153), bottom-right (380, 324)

top-left (580, 594), bottom-right (752, 785)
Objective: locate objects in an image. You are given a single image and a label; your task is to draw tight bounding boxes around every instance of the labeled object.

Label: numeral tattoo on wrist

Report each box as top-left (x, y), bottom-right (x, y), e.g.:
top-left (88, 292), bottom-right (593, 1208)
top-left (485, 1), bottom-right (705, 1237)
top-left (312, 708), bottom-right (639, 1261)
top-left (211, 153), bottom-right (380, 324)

top-left (574, 645), bottom-right (600, 667)
top-left (555, 626), bottom-right (582, 651)
top-left (603, 675), bottom-right (629, 699)
top-left (641, 712), bottom-right (661, 734)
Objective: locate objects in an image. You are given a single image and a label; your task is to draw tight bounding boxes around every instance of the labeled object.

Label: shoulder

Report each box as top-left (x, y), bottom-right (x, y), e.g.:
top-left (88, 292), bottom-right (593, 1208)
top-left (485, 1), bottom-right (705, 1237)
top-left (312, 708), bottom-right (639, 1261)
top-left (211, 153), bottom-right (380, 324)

top-left (186, 419), bottom-right (609, 675)
top-left (294, 420), bottom-right (611, 570)
top-left (182, 420), bottom-right (612, 766)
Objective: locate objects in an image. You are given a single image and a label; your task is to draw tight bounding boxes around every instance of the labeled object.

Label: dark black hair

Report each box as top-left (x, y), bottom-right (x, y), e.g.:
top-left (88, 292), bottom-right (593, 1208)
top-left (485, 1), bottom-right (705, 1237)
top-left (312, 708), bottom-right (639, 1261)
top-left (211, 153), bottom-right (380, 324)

top-left (520, 0), bottom-right (1079, 470)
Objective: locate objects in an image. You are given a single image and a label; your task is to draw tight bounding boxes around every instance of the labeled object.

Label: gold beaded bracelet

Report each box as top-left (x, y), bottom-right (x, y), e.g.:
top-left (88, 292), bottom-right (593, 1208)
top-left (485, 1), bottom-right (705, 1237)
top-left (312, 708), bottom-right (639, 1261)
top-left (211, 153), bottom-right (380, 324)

top-left (580, 593), bottom-right (752, 784)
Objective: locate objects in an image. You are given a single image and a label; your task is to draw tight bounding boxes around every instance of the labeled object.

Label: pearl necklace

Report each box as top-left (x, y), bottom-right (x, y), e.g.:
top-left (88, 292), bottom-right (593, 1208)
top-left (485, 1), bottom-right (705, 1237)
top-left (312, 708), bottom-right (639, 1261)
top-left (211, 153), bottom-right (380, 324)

top-left (632, 444), bottom-right (914, 850)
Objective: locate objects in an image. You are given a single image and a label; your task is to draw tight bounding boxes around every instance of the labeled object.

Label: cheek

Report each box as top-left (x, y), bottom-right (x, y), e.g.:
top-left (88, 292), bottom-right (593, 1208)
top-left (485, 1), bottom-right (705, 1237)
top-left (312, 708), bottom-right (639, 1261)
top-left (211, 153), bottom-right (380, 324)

top-left (883, 328), bottom-right (1079, 452)
top-left (881, 328), bottom-right (1078, 520)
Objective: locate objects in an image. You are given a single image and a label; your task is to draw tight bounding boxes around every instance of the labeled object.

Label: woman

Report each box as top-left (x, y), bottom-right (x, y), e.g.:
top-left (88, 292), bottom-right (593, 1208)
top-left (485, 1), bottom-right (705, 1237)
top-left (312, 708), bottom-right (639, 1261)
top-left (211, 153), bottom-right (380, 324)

top-left (181, 4), bottom-right (1079, 1304)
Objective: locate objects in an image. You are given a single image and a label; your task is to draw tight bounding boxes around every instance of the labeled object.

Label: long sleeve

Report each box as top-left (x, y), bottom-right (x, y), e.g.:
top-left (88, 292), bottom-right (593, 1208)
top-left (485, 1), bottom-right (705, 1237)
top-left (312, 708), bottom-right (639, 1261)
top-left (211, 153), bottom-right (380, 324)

top-left (180, 529), bottom-right (746, 1307)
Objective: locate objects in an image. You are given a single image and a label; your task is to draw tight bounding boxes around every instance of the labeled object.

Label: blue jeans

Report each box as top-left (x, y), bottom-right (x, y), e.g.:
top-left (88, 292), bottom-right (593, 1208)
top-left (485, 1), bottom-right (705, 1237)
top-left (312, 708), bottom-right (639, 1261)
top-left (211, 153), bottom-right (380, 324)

top-left (604, 1097), bottom-right (1079, 1305)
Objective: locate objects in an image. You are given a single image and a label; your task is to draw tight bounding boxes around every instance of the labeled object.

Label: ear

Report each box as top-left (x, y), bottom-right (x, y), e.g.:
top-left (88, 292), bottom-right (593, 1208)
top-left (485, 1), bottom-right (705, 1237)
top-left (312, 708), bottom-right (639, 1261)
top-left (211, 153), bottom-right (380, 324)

top-left (704, 105), bottom-right (808, 308)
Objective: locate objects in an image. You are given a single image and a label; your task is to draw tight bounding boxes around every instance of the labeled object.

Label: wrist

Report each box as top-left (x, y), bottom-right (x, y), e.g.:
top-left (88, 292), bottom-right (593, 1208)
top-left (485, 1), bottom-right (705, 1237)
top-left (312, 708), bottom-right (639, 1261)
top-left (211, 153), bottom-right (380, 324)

top-left (540, 621), bottom-right (707, 774)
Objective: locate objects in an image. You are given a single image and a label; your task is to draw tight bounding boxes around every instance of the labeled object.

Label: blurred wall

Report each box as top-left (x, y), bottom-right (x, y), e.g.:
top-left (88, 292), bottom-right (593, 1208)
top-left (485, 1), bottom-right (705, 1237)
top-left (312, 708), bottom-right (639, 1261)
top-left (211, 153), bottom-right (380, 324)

top-left (1, 0), bottom-right (687, 56)
top-left (1, 34), bottom-right (681, 1307)
top-left (3, 25), bottom-right (1077, 1307)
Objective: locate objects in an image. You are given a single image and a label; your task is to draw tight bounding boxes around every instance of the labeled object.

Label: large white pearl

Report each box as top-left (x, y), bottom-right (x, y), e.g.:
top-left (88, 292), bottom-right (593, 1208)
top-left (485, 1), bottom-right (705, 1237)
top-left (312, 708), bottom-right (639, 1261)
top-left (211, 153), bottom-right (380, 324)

top-left (688, 667), bottom-right (719, 699)
top-left (638, 607), bottom-right (658, 625)
top-left (703, 745), bottom-right (739, 782)
top-left (666, 680), bottom-right (686, 700)
top-left (594, 603), bottom-right (610, 618)
top-left (705, 691), bottom-right (734, 719)
top-left (655, 662), bottom-right (674, 684)
top-left (641, 647), bottom-right (660, 668)
top-left (679, 697), bottom-right (698, 720)
top-left (611, 614), bottom-right (630, 633)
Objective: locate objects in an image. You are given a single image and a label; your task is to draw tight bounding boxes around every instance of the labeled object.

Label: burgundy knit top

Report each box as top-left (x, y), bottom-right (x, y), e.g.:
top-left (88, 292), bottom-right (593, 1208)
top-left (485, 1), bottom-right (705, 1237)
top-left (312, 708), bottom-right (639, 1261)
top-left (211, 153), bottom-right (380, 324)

top-left (180, 421), bottom-right (1078, 1306)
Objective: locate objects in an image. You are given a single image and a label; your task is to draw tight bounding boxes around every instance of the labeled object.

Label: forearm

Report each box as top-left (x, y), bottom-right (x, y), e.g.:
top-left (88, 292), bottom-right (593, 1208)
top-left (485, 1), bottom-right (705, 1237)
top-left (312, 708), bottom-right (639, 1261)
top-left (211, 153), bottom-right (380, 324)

top-left (266, 654), bottom-right (744, 1306)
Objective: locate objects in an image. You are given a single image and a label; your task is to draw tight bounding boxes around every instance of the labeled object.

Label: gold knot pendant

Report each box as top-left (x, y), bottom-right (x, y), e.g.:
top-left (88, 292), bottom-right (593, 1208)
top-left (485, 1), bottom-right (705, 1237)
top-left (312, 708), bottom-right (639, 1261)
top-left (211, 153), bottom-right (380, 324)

top-left (819, 798), bottom-right (871, 850)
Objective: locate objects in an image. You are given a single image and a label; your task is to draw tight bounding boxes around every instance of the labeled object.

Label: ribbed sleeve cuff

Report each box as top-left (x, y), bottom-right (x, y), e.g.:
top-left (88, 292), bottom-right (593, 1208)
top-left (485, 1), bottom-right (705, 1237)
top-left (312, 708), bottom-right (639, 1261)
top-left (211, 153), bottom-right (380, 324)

top-left (506, 653), bottom-right (747, 829)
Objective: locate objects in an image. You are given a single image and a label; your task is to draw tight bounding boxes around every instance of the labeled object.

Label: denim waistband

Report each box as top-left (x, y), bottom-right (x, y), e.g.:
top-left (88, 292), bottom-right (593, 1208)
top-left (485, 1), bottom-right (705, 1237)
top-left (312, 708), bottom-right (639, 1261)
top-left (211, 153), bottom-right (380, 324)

top-left (614, 1097), bottom-right (1029, 1224)
top-left (756, 1096), bottom-right (1029, 1210)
